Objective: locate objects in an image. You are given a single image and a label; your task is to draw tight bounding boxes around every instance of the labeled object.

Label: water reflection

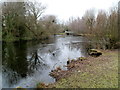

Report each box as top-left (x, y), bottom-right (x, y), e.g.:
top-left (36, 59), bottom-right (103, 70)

top-left (28, 50), bottom-right (47, 71)
top-left (2, 41), bottom-right (49, 87)
top-left (2, 36), bottom-right (88, 88)
top-left (2, 41), bottom-right (28, 87)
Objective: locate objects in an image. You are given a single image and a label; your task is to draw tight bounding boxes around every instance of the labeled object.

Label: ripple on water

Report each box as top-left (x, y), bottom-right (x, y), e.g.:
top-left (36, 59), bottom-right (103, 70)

top-left (2, 36), bottom-right (87, 88)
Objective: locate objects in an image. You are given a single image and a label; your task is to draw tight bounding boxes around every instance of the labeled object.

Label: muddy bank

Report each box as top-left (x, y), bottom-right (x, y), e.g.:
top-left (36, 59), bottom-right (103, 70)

top-left (37, 49), bottom-right (118, 88)
top-left (49, 49), bottom-right (102, 81)
top-left (49, 57), bottom-right (88, 81)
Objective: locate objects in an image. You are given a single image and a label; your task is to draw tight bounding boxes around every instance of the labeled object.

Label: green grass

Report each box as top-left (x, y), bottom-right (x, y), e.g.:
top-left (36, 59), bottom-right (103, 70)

top-left (48, 50), bottom-right (118, 88)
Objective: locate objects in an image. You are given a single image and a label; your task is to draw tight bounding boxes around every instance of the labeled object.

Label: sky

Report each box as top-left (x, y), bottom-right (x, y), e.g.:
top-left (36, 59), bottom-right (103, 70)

top-left (2, 0), bottom-right (119, 22)
top-left (39, 0), bottom-right (119, 22)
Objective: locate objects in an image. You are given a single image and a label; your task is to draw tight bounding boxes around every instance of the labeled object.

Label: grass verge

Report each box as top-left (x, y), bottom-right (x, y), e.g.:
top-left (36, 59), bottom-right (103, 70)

top-left (37, 50), bottom-right (118, 88)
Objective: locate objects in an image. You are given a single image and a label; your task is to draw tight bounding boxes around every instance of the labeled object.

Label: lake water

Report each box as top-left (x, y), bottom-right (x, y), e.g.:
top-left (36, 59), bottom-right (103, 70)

top-left (2, 35), bottom-right (88, 88)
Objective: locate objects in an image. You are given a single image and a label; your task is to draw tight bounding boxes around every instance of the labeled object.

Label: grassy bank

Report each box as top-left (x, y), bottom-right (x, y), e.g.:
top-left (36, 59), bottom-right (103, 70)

top-left (37, 50), bottom-right (118, 88)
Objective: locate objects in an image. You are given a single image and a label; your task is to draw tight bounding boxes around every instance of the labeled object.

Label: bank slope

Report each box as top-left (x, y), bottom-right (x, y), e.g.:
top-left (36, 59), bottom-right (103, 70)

top-left (45, 50), bottom-right (118, 88)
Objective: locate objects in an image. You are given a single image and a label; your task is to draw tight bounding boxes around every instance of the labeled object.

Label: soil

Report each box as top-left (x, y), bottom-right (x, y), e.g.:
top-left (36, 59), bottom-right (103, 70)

top-left (37, 49), bottom-right (118, 88)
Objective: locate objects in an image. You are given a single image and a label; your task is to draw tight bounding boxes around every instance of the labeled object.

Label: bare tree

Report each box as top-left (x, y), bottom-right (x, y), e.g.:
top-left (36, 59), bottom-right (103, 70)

top-left (25, 1), bottom-right (46, 39)
top-left (94, 10), bottom-right (108, 49)
top-left (82, 9), bottom-right (95, 34)
top-left (68, 17), bottom-right (87, 34)
top-left (107, 7), bottom-right (118, 48)
top-left (41, 15), bottom-right (59, 35)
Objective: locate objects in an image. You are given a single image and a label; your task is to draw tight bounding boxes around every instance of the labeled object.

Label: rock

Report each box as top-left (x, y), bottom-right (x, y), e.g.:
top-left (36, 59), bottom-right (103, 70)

top-left (67, 60), bottom-right (70, 65)
top-left (67, 58), bottom-right (71, 65)
top-left (67, 59), bottom-right (75, 65)
top-left (78, 57), bottom-right (87, 61)
top-left (89, 49), bottom-right (100, 52)
top-left (56, 67), bottom-right (61, 70)
top-left (89, 49), bottom-right (102, 57)
top-left (49, 67), bottom-right (62, 78)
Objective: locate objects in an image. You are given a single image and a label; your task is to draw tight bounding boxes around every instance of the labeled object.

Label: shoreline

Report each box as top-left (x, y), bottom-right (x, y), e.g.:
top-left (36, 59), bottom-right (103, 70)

top-left (37, 49), bottom-right (118, 88)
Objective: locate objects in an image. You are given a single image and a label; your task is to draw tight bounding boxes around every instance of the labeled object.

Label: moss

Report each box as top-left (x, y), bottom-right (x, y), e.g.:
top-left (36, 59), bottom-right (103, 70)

top-left (78, 57), bottom-right (87, 61)
top-left (88, 49), bottom-right (102, 57)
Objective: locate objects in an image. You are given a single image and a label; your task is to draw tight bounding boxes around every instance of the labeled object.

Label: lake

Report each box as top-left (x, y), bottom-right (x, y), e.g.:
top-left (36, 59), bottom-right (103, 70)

top-left (2, 35), bottom-right (89, 88)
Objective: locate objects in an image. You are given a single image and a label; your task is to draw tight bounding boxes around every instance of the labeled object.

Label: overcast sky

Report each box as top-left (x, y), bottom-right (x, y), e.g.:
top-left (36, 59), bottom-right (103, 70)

top-left (38, 0), bottom-right (119, 22)
top-left (2, 0), bottom-right (119, 22)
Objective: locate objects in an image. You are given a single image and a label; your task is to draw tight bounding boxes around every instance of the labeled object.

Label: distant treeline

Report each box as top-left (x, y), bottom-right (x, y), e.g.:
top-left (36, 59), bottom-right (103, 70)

top-left (67, 6), bottom-right (119, 49)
